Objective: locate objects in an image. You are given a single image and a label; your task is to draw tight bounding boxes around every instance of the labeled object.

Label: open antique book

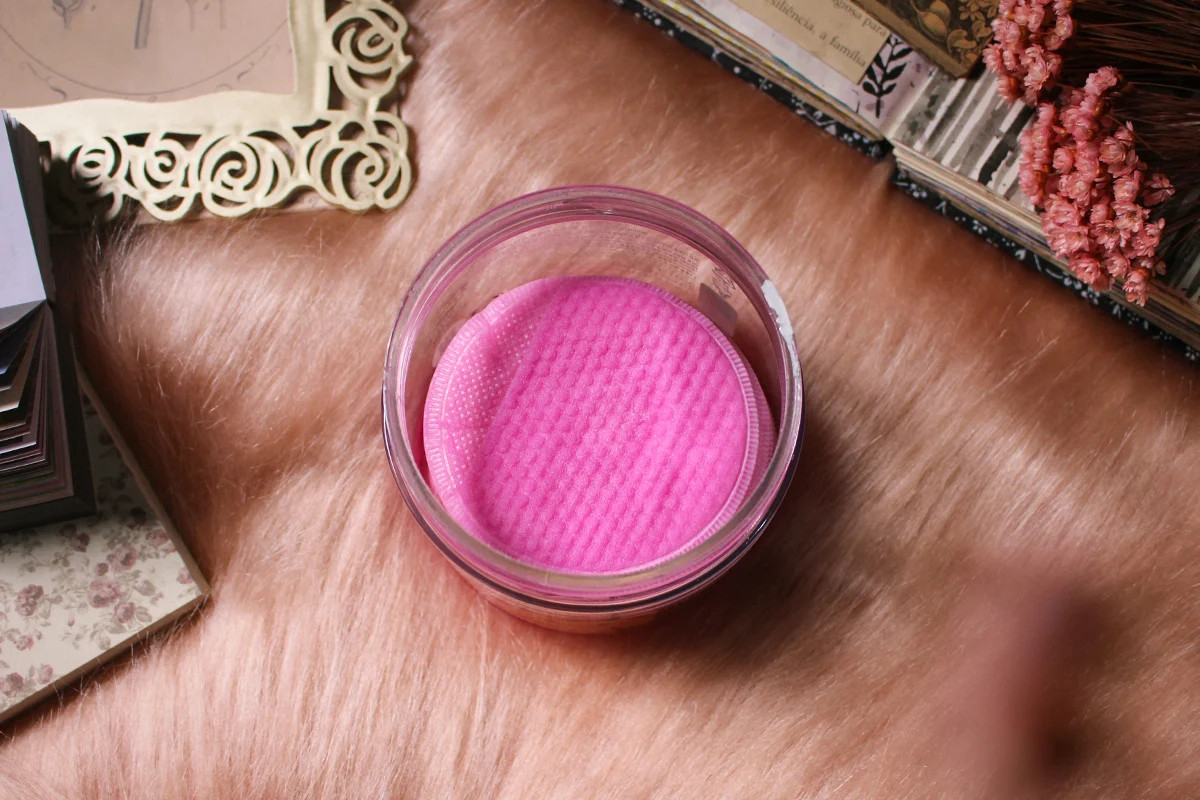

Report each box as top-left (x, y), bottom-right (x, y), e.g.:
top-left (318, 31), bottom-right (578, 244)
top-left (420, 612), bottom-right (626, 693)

top-left (616, 0), bottom-right (1200, 358)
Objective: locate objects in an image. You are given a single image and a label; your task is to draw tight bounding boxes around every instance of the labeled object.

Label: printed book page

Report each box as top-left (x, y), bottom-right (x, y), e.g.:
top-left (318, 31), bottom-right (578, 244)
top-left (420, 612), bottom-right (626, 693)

top-left (727, 0), bottom-right (890, 82)
top-left (686, 0), bottom-right (933, 134)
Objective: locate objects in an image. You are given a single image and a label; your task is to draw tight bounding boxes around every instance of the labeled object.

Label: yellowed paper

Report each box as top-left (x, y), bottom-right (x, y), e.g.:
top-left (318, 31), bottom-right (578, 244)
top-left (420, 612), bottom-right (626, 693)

top-left (0, 0), bottom-right (293, 108)
top-left (728, 0), bottom-right (889, 83)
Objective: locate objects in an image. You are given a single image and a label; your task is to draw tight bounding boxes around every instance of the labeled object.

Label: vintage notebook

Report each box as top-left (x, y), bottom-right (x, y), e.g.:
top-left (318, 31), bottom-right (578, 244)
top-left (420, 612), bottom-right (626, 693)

top-left (614, 0), bottom-right (1200, 360)
top-left (0, 109), bottom-right (208, 723)
top-left (643, 0), bottom-right (936, 152)
top-left (845, 0), bottom-right (999, 78)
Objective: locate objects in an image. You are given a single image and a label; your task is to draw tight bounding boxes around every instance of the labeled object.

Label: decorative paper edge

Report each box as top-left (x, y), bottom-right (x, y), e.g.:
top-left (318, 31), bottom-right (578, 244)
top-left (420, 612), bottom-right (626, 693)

top-left (11, 0), bottom-right (413, 225)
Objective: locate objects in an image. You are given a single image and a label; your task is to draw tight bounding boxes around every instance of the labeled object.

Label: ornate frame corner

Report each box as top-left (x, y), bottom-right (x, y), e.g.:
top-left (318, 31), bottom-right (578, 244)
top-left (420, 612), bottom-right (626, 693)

top-left (14, 0), bottom-right (413, 224)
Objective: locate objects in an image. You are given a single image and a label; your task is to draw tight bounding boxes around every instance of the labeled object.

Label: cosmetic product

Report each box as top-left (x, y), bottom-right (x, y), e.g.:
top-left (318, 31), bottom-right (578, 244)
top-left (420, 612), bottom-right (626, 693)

top-left (384, 186), bottom-right (803, 631)
top-left (422, 275), bottom-right (775, 576)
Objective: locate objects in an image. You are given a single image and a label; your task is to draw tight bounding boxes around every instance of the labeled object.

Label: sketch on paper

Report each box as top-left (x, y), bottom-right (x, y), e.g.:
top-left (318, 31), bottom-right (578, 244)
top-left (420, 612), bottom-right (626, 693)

top-left (0, 1), bottom-right (292, 106)
top-left (52, 0), bottom-right (84, 30)
top-left (135, 0), bottom-right (153, 49)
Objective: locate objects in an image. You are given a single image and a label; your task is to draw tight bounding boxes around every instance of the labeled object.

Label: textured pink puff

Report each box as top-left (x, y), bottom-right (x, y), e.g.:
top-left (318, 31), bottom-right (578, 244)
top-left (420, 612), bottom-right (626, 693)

top-left (1129, 218), bottom-right (1165, 258)
top-left (1021, 47), bottom-right (1062, 100)
top-left (1013, 2), bottom-right (1045, 32)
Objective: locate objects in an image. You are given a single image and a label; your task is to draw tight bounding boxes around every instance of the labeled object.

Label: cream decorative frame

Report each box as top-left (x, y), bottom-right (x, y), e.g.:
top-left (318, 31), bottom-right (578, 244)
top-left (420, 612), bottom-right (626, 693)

top-left (15, 0), bottom-right (413, 224)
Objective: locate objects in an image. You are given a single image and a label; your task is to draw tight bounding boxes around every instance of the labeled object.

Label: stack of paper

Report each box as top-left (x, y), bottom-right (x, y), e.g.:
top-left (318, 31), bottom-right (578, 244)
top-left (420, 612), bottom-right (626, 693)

top-left (0, 111), bottom-right (94, 532)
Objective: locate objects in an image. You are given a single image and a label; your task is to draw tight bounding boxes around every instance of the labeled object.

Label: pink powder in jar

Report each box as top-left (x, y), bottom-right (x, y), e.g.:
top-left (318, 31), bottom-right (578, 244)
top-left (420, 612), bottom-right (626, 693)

top-left (423, 277), bottom-right (774, 575)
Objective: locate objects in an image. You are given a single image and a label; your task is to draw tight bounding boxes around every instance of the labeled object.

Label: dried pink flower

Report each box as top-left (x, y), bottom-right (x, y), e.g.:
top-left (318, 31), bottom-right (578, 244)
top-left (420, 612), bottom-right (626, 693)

top-left (1035, 102), bottom-right (1057, 128)
top-left (1108, 151), bottom-right (1142, 178)
top-left (1123, 269), bottom-right (1150, 306)
top-left (1066, 110), bottom-right (1097, 141)
top-left (1063, 170), bottom-right (1094, 202)
top-left (1143, 173), bottom-right (1175, 207)
top-left (1027, 117), bottom-right (1054, 153)
top-left (1046, 14), bottom-right (1073, 49)
top-left (1103, 249), bottom-right (1131, 278)
top-left (1085, 66), bottom-right (1122, 96)
top-left (1092, 221), bottom-right (1122, 250)
top-left (1020, 3), bottom-right (1047, 32)
top-left (1051, 145), bottom-right (1075, 173)
top-left (1050, 226), bottom-right (1091, 255)
top-left (1088, 202), bottom-right (1111, 224)
top-left (1019, 165), bottom-right (1047, 205)
top-left (1113, 172), bottom-right (1143, 204)
top-left (1113, 203), bottom-right (1148, 234)
top-left (1074, 142), bottom-right (1102, 180)
top-left (1098, 136), bottom-right (1128, 166)
top-left (1045, 196), bottom-right (1080, 228)
top-left (983, 44), bottom-right (1005, 74)
top-left (993, 18), bottom-right (1024, 49)
top-left (1129, 218), bottom-right (1165, 257)
top-left (1021, 47), bottom-right (1052, 93)
top-left (997, 75), bottom-right (1022, 103)
top-left (1002, 47), bottom-right (1023, 73)
top-left (1069, 253), bottom-right (1111, 290)
top-left (990, 50), bottom-right (1175, 295)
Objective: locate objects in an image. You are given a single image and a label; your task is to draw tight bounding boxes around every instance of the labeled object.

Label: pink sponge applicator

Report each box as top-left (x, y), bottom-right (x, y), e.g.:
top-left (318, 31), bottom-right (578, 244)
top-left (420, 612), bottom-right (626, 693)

top-left (423, 276), bottom-right (774, 575)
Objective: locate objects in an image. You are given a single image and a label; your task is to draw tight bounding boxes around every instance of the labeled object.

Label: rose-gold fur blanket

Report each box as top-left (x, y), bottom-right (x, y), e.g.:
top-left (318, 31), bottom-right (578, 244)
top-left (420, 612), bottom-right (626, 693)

top-left (2, 1), bottom-right (1198, 796)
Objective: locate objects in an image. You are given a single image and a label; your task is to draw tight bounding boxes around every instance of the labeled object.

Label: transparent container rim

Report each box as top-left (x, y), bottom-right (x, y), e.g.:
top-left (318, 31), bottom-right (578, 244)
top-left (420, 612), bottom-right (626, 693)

top-left (382, 184), bottom-right (804, 613)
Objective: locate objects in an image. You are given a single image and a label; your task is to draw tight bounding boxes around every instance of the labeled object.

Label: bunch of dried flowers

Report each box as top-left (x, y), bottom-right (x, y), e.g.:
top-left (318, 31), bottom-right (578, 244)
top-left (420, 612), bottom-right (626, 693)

top-left (986, 0), bottom-right (1176, 306)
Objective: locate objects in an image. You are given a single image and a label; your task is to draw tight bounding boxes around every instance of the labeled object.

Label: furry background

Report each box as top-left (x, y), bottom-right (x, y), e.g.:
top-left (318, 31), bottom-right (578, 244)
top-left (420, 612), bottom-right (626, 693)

top-left (2, 0), bottom-right (1198, 797)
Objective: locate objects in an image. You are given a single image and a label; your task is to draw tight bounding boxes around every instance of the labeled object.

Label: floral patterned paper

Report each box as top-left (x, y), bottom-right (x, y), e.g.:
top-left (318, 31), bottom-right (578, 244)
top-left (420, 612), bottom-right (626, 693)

top-left (0, 395), bottom-right (204, 720)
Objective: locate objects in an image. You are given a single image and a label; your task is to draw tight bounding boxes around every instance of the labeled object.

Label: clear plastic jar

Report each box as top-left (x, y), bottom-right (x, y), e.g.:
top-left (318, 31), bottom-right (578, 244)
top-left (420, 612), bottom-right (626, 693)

top-left (383, 185), bottom-right (803, 631)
